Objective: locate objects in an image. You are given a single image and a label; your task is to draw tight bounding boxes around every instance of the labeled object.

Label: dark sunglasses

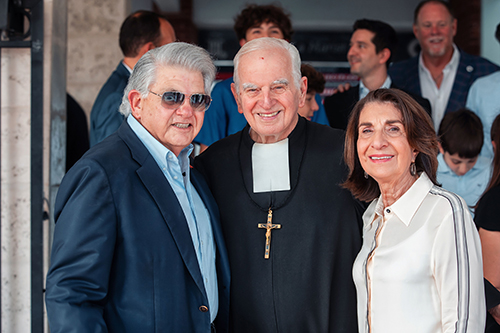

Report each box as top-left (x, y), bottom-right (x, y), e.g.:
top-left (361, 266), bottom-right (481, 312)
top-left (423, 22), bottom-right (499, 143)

top-left (149, 90), bottom-right (211, 112)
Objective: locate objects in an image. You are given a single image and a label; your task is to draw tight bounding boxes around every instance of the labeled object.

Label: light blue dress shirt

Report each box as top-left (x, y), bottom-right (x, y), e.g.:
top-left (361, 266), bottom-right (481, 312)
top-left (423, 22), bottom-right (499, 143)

top-left (127, 115), bottom-right (218, 322)
top-left (466, 70), bottom-right (500, 159)
top-left (359, 76), bottom-right (392, 100)
top-left (437, 153), bottom-right (492, 212)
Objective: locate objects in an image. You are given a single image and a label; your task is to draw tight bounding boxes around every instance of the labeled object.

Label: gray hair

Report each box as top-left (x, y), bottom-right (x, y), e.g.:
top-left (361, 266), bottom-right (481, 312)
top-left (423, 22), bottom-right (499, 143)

top-left (233, 37), bottom-right (302, 92)
top-left (119, 42), bottom-right (216, 117)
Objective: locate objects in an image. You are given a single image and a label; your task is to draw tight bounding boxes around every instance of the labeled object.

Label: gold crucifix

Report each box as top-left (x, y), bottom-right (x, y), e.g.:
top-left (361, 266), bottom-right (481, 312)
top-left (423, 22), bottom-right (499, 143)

top-left (258, 208), bottom-right (281, 259)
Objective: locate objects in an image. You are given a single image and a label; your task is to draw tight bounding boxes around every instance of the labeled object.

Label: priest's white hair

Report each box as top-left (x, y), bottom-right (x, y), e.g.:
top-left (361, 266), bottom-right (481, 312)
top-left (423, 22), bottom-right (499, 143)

top-left (119, 42), bottom-right (216, 117)
top-left (233, 37), bottom-right (302, 92)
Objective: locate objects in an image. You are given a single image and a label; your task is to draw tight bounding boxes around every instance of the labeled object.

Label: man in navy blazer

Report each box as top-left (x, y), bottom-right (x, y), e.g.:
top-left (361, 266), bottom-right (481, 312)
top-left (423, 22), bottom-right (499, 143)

top-left (389, 0), bottom-right (499, 130)
top-left (90, 10), bottom-right (176, 147)
top-left (46, 42), bottom-right (230, 332)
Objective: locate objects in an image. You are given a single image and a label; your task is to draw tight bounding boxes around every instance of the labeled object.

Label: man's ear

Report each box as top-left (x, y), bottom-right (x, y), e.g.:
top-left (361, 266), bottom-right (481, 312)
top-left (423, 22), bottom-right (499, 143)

top-left (437, 142), bottom-right (445, 155)
top-left (379, 48), bottom-right (391, 65)
top-left (129, 90), bottom-right (144, 120)
top-left (231, 83), bottom-right (244, 114)
top-left (239, 39), bottom-right (247, 47)
top-left (137, 42), bottom-right (155, 59)
top-left (412, 24), bottom-right (419, 39)
top-left (298, 76), bottom-right (307, 108)
top-left (451, 18), bottom-right (457, 37)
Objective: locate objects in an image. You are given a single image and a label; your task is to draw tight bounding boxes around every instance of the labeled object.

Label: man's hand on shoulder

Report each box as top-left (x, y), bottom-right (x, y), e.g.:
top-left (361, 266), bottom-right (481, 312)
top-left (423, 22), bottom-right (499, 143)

top-left (333, 82), bottom-right (351, 94)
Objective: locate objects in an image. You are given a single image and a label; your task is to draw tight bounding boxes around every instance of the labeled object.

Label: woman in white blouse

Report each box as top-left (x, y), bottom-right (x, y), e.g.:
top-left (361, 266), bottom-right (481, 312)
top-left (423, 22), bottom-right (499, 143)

top-left (343, 88), bottom-right (485, 333)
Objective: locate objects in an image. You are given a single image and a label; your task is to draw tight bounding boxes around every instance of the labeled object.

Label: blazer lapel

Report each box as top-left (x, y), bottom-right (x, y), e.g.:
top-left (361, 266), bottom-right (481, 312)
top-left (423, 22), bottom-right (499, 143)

top-left (446, 52), bottom-right (469, 114)
top-left (118, 122), bottom-right (207, 296)
top-left (407, 58), bottom-right (421, 95)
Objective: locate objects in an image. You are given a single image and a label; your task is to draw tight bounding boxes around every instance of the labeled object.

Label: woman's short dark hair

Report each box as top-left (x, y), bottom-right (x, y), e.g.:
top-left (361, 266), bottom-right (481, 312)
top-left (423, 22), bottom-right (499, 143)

top-left (343, 88), bottom-right (439, 202)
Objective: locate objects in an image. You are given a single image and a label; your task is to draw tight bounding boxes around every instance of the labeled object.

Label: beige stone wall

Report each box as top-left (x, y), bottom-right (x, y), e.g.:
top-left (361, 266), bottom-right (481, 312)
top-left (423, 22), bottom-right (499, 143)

top-left (67, 0), bottom-right (127, 119)
top-left (0, 47), bottom-right (32, 333)
top-left (0, 0), bottom-right (128, 331)
top-left (0, 0), bottom-right (56, 330)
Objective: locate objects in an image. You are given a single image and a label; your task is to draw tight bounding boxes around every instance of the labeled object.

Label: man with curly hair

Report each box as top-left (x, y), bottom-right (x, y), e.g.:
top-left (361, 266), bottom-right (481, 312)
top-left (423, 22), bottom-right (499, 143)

top-left (195, 4), bottom-right (329, 153)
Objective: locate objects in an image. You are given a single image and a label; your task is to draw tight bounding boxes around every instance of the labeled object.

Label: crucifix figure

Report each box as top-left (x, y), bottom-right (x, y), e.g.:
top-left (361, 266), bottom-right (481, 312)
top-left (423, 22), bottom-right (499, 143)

top-left (258, 208), bottom-right (281, 259)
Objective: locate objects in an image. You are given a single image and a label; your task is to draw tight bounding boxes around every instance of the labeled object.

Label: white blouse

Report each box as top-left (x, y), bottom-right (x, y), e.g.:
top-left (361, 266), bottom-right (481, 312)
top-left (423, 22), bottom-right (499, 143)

top-left (353, 172), bottom-right (485, 333)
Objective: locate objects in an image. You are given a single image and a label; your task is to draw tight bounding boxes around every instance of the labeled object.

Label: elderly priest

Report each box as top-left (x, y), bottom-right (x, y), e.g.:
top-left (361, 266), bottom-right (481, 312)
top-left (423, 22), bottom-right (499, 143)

top-left (195, 37), bottom-right (364, 333)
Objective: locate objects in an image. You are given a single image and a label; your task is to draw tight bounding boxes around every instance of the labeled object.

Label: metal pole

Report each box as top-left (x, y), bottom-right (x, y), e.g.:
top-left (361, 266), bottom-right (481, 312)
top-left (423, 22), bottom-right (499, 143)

top-left (30, 0), bottom-right (44, 331)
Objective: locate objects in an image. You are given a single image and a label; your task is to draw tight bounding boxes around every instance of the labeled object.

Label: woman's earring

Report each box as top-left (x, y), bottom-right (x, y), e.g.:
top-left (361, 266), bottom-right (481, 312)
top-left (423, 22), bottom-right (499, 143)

top-left (410, 162), bottom-right (416, 176)
top-left (364, 171), bottom-right (369, 179)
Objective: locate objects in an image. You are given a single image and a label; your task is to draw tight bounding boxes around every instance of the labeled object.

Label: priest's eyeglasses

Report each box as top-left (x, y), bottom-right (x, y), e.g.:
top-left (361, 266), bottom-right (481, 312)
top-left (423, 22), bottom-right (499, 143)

top-left (149, 90), bottom-right (212, 112)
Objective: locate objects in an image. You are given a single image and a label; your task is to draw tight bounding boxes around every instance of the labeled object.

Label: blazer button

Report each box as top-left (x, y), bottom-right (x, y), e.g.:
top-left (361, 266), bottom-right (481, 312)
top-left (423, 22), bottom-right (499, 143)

top-left (199, 305), bottom-right (209, 312)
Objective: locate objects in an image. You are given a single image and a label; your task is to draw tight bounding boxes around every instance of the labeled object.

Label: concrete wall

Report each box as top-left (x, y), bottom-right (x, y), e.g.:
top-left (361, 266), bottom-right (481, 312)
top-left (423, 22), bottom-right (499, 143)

top-left (0, 0), bottom-right (54, 329)
top-left (1, 47), bottom-right (32, 333)
top-left (66, 0), bottom-right (127, 118)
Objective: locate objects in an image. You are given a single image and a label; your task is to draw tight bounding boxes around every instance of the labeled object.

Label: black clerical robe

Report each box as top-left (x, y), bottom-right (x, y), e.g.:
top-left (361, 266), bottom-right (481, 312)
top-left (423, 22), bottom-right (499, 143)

top-left (195, 117), bottom-right (363, 333)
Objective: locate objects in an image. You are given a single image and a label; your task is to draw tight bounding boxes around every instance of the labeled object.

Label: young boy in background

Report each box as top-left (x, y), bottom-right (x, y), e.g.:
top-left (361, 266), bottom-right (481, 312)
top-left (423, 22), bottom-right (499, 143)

top-left (437, 108), bottom-right (492, 210)
top-left (298, 64), bottom-right (326, 121)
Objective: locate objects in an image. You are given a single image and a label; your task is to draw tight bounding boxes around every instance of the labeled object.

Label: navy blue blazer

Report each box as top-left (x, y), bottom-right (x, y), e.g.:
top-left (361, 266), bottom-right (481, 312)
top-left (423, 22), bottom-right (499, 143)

top-left (90, 62), bottom-right (130, 147)
top-left (46, 121), bottom-right (230, 333)
top-left (389, 51), bottom-right (499, 114)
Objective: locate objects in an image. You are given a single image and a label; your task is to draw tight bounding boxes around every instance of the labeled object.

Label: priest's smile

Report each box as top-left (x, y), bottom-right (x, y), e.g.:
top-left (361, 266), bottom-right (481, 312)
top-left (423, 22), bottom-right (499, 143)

top-left (258, 111), bottom-right (281, 118)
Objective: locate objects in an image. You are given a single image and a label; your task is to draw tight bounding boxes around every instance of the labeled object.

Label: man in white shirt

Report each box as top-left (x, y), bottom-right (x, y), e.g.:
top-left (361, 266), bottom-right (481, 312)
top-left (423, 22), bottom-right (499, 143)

top-left (389, 0), bottom-right (499, 130)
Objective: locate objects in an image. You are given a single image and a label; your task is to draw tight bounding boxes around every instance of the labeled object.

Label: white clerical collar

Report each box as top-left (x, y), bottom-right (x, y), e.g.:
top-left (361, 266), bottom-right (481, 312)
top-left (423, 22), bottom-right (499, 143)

top-left (252, 138), bottom-right (290, 193)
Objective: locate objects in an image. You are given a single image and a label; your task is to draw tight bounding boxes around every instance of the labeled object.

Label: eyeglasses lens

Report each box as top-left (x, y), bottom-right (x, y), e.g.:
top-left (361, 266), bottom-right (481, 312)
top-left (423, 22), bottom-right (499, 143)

top-left (161, 92), bottom-right (210, 111)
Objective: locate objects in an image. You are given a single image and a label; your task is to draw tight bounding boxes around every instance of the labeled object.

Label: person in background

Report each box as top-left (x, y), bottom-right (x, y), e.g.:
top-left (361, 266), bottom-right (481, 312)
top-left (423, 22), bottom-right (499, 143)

top-left (475, 114), bottom-right (500, 333)
top-left (324, 18), bottom-right (430, 131)
top-left (344, 88), bottom-right (484, 333)
top-left (194, 4), bottom-right (329, 153)
top-left (298, 64), bottom-right (325, 121)
top-left (66, 93), bottom-right (89, 171)
top-left (466, 22), bottom-right (500, 159)
top-left (437, 108), bottom-right (492, 210)
top-left (389, 0), bottom-right (499, 130)
top-left (90, 10), bottom-right (176, 146)
top-left (46, 43), bottom-right (229, 333)
top-left (195, 37), bottom-right (363, 332)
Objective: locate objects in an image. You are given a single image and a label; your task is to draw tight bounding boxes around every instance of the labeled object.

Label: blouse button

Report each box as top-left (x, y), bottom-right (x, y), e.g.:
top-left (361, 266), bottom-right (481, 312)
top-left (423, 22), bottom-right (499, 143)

top-left (385, 208), bottom-right (391, 214)
top-left (199, 305), bottom-right (209, 312)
